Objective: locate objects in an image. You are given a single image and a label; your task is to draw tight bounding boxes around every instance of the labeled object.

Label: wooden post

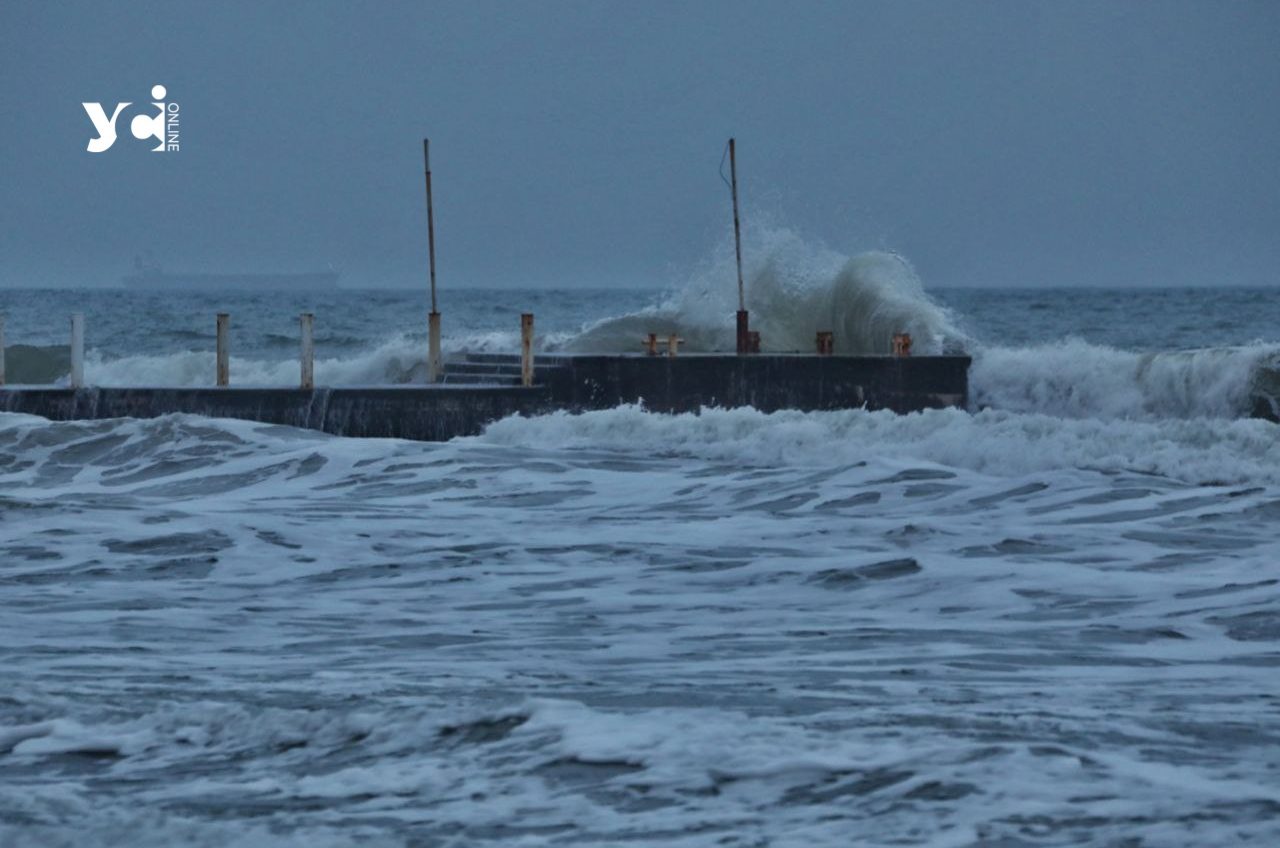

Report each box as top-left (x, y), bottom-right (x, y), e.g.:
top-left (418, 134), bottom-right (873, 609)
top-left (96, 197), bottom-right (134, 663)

top-left (300, 312), bottom-right (314, 390)
top-left (816, 331), bottom-right (833, 355)
top-left (0, 314), bottom-right (5, 386)
top-left (520, 313), bottom-right (534, 387)
top-left (667, 334), bottom-right (682, 358)
top-left (424, 139), bottom-right (442, 383)
top-left (216, 313), bottom-right (230, 386)
top-left (69, 313), bottom-right (84, 388)
top-left (729, 138), bottom-right (749, 354)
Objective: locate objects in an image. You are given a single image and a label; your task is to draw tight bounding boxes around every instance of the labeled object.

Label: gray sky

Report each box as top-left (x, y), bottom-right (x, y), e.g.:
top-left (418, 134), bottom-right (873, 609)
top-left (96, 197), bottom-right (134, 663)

top-left (1, 0), bottom-right (1277, 289)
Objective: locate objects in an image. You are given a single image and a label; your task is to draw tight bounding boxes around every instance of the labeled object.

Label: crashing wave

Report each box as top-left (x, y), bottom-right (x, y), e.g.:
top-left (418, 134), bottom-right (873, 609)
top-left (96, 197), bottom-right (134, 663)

top-left (565, 228), bottom-right (966, 355)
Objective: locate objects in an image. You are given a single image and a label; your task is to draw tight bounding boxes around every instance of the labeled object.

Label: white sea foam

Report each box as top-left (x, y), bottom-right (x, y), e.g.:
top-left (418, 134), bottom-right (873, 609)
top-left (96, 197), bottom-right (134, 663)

top-left (568, 227), bottom-right (965, 355)
top-left (6, 229), bottom-right (1280, 845)
top-left (971, 339), bottom-right (1280, 420)
top-left (13, 226), bottom-right (1274, 425)
top-left (479, 404), bottom-right (1280, 485)
top-left (3, 409), bottom-right (1280, 845)
top-left (68, 330), bottom-right (1279, 424)
top-left (84, 335), bottom-right (430, 387)
top-left (82, 330), bottom-right (568, 387)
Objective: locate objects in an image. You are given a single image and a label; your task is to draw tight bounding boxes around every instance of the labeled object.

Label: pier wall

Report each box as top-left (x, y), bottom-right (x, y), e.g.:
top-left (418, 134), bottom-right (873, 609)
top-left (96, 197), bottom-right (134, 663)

top-left (0, 355), bottom-right (971, 440)
top-left (542, 354), bottom-right (970, 414)
top-left (0, 386), bottom-right (555, 440)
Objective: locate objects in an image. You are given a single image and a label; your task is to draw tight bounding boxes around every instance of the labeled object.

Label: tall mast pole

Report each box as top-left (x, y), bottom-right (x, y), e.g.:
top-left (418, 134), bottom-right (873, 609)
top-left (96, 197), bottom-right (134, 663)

top-left (424, 138), bottom-right (442, 382)
top-left (729, 138), bottom-right (749, 353)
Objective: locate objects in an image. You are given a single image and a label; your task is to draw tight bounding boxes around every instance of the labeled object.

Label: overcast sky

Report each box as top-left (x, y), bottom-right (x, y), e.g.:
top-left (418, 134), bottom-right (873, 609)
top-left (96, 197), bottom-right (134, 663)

top-left (1, 0), bottom-right (1277, 289)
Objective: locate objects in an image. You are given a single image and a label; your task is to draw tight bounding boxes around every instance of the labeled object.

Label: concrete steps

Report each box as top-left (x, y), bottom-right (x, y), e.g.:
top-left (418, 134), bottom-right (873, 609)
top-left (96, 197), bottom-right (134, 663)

top-left (440, 352), bottom-right (565, 386)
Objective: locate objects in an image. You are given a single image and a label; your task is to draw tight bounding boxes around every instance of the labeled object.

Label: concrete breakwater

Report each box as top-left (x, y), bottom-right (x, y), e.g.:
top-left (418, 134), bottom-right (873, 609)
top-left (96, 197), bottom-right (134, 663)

top-left (0, 353), bottom-right (972, 440)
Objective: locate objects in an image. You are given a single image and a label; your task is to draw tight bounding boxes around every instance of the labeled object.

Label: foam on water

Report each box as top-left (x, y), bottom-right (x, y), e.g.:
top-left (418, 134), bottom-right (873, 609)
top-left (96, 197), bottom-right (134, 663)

top-left (79, 330), bottom-right (574, 387)
top-left (568, 227), bottom-right (965, 355)
top-left (7, 225), bottom-right (1278, 424)
top-left (972, 339), bottom-right (1280, 420)
top-left (2, 409), bottom-right (1279, 845)
top-left (4, 229), bottom-right (1280, 844)
top-left (560, 227), bottom-right (1279, 420)
top-left (481, 403), bottom-right (1280, 484)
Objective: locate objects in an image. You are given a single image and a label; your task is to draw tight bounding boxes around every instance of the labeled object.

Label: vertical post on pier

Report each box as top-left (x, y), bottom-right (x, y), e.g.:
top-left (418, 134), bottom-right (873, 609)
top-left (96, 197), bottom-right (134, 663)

top-left (216, 313), bottom-right (230, 387)
top-left (69, 313), bottom-right (84, 388)
top-left (520, 313), bottom-right (534, 387)
top-left (424, 138), bottom-right (442, 383)
top-left (0, 314), bottom-right (6, 386)
top-left (299, 312), bottom-right (314, 390)
top-left (729, 138), bottom-right (749, 354)
top-left (428, 312), bottom-right (441, 383)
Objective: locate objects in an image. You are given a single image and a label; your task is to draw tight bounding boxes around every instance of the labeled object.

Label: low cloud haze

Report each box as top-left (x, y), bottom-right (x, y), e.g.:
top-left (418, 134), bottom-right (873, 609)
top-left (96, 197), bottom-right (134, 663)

top-left (1, 0), bottom-right (1277, 289)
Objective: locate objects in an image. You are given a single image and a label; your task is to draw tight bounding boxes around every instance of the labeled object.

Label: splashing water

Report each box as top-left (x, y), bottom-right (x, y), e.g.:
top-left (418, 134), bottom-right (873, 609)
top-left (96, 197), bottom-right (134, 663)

top-left (567, 227), bottom-right (966, 355)
top-left (560, 226), bottom-right (1279, 419)
top-left (971, 339), bottom-right (1280, 420)
top-left (3, 225), bottom-right (1279, 421)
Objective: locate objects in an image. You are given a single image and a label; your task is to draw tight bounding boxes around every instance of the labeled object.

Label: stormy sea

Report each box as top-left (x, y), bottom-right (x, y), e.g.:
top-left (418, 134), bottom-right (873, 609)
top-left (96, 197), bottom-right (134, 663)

top-left (2, 230), bottom-right (1279, 846)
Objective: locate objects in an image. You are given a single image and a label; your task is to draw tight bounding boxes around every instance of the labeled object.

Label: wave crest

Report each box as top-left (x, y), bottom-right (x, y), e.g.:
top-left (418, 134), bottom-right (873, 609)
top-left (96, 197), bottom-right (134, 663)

top-left (567, 229), bottom-right (965, 355)
top-left (972, 340), bottom-right (1280, 420)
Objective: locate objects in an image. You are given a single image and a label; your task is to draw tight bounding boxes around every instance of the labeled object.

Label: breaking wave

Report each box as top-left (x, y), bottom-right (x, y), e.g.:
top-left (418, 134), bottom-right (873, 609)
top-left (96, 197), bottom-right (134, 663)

top-left (72, 332), bottom-right (568, 388)
top-left (566, 228), bottom-right (965, 355)
top-left (4, 226), bottom-right (1278, 422)
top-left (972, 340), bottom-right (1280, 420)
top-left (557, 226), bottom-right (1278, 421)
top-left (480, 404), bottom-right (1280, 486)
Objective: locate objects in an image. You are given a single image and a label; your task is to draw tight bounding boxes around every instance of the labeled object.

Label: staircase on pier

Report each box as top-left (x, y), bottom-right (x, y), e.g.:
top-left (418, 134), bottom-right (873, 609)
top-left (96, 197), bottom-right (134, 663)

top-left (439, 352), bottom-right (570, 386)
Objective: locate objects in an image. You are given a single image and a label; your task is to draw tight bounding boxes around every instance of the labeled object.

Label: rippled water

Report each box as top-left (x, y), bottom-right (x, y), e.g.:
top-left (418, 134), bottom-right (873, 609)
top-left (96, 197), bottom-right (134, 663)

top-left (4, 231), bottom-right (1280, 844)
top-left (2, 408), bottom-right (1279, 846)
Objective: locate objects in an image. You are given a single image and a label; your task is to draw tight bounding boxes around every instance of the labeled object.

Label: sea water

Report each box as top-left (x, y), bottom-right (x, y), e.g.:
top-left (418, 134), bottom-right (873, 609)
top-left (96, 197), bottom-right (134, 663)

top-left (2, 232), bottom-right (1279, 846)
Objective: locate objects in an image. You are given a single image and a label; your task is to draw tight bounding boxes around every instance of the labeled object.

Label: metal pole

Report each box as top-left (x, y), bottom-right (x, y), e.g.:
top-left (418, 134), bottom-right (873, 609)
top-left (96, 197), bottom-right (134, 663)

top-left (520, 313), bottom-right (534, 387)
top-left (0, 314), bottom-right (5, 386)
top-left (69, 313), bottom-right (84, 388)
top-left (300, 312), bottom-right (314, 390)
top-left (425, 138), bottom-right (442, 382)
top-left (428, 312), bottom-right (441, 384)
top-left (729, 138), bottom-right (749, 354)
top-left (216, 313), bottom-right (229, 387)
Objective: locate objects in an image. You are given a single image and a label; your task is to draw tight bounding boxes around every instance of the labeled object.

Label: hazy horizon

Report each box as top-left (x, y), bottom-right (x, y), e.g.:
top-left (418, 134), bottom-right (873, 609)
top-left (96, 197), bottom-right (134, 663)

top-left (2, 0), bottom-right (1278, 291)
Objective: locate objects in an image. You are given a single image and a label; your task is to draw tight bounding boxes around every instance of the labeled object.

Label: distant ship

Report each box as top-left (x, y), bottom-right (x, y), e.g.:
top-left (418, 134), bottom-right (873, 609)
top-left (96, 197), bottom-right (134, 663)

top-left (122, 257), bottom-right (340, 291)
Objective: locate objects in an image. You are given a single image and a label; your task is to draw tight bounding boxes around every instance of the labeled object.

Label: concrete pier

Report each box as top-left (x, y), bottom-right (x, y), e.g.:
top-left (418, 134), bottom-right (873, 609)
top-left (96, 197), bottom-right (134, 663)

top-left (533, 353), bottom-right (969, 415)
top-left (0, 353), bottom-right (972, 441)
top-left (0, 385), bottom-right (550, 440)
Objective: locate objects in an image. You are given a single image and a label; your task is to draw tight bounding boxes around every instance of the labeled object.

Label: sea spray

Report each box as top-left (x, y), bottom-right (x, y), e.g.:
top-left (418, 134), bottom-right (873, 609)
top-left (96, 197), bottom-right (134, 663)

top-left (3, 402), bottom-right (1280, 846)
top-left (567, 227), bottom-right (966, 354)
top-left (7, 226), bottom-right (1279, 423)
top-left (970, 339), bottom-right (1280, 420)
top-left (79, 331), bottom-right (575, 387)
top-left (478, 404), bottom-right (1280, 485)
